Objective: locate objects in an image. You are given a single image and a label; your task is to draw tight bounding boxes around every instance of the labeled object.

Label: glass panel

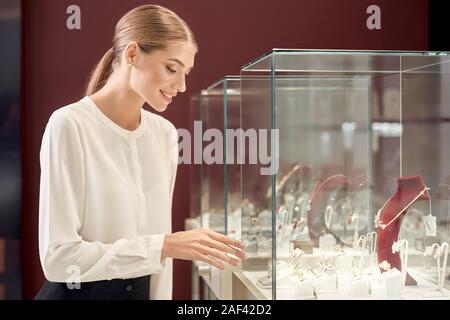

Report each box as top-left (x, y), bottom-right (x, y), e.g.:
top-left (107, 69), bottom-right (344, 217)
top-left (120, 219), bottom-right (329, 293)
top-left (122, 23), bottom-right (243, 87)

top-left (194, 77), bottom-right (241, 299)
top-left (224, 78), bottom-right (242, 240)
top-left (273, 69), bottom-right (372, 299)
top-left (202, 80), bottom-right (226, 234)
top-left (189, 93), bottom-right (203, 226)
top-left (401, 55), bottom-right (450, 73)
top-left (401, 55), bottom-right (450, 295)
top-left (201, 77), bottom-right (242, 238)
top-left (240, 71), bottom-right (274, 299)
top-left (273, 52), bottom-right (400, 74)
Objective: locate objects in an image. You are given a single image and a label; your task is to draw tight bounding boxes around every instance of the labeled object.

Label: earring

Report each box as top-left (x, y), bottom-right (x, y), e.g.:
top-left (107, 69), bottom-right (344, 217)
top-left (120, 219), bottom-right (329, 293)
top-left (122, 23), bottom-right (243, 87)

top-left (379, 260), bottom-right (391, 272)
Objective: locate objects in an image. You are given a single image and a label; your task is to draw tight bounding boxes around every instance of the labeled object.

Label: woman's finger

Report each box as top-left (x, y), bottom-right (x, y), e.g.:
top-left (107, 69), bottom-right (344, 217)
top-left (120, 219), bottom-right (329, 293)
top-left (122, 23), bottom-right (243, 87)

top-left (206, 230), bottom-right (245, 249)
top-left (204, 247), bottom-right (240, 266)
top-left (204, 237), bottom-right (247, 260)
top-left (201, 254), bottom-right (224, 270)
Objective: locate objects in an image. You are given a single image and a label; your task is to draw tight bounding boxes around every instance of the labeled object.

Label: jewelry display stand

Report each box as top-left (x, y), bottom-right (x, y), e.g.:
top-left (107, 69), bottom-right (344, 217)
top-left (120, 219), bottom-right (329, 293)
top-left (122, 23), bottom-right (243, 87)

top-left (391, 239), bottom-right (409, 287)
top-left (292, 278), bottom-right (315, 299)
top-left (318, 233), bottom-right (336, 251)
top-left (379, 263), bottom-right (403, 298)
top-left (349, 175), bottom-right (369, 245)
top-left (375, 176), bottom-right (430, 286)
top-left (307, 174), bottom-right (351, 245)
top-left (376, 240), bottom-right (409, 298)
top-left (257, 249), bottom-right (305, 288)
top-left (335, 254), bottom-right (354, 274)
top-left (350, 277), bottom-right (371, 296)
top-left (365, 231), bottom-right (378, 275)
top-left (349, 235), bottom-right (371, 296)
top-left (420, 242), bottom-right (449, 298)
top-left (313, 270), bottom-right (338, 293)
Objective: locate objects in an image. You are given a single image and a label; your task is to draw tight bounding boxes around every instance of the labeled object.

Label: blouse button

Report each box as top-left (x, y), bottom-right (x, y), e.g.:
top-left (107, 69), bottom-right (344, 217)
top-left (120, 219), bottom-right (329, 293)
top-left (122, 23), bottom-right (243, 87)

top-left (126, 284), bottom-right (133, 292)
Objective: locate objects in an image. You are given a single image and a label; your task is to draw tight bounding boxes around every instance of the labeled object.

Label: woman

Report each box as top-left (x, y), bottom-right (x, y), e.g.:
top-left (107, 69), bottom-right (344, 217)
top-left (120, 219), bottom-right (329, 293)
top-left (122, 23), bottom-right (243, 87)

top-left (35, 4), bottom-right (246, 300)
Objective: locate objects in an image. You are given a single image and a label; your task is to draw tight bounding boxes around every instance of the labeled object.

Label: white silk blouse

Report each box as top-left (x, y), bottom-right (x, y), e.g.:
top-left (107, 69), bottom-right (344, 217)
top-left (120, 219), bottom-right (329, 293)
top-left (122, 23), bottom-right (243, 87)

top-left (38, 96), bottom-right (178, 299)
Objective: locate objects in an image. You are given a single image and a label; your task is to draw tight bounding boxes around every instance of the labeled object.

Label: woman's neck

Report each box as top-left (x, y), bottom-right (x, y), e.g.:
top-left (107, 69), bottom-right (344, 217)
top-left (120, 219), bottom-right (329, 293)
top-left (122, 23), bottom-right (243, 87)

top-left (89, 75), bottom-right (145, 131)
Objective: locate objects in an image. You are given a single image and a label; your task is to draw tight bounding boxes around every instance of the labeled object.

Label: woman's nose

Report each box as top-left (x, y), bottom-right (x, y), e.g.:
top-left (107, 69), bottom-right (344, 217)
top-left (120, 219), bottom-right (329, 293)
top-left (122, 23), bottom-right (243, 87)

top-left (173, 74), bottom-right (186, 93)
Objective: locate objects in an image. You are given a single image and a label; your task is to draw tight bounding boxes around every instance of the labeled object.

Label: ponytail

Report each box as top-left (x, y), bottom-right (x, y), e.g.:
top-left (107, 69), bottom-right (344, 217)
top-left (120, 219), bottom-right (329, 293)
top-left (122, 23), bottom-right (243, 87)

top-left (85, 47), bottom-right (115, 96)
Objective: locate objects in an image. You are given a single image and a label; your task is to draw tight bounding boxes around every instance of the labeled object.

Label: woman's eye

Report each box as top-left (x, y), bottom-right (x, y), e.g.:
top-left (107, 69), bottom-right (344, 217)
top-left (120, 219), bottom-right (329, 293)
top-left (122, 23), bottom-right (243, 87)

top-left (166, 66), bottom-right (176, 73)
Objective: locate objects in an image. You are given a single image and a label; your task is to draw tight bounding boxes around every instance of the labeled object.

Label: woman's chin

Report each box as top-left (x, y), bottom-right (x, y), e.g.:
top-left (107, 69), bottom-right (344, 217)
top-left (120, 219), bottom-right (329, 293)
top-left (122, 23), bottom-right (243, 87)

top-left (147, 101), bottom-right (168, 113)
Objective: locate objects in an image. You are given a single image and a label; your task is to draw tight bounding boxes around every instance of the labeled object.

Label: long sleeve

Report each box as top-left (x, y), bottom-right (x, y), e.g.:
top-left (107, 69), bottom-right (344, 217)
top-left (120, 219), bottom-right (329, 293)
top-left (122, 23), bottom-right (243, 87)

top-left (148, 121), bottom-right (178, 299)
top-left (169, 125), bottom-right (179, 199)
top-left (39, 111), bottom-right (166, 283)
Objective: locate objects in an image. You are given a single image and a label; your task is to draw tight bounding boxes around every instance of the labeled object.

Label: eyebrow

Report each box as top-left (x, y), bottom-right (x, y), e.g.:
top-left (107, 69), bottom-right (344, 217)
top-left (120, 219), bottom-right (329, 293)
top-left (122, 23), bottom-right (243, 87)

top-left (168, 58), bottom-right (193, 72)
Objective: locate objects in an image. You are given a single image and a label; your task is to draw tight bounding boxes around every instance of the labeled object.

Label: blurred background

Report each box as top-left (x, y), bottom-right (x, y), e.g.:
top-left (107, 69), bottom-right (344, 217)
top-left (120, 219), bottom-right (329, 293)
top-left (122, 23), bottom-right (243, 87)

top-left (0, 0), bottom-right (447, 299)
top-left (0, 0), bottom-right (21, 300)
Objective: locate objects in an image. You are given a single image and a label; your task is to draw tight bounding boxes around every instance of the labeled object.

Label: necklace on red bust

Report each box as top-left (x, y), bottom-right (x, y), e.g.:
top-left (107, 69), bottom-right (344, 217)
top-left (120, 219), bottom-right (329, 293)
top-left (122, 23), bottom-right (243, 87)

top-left (374, 186), bottom-right (430, 230)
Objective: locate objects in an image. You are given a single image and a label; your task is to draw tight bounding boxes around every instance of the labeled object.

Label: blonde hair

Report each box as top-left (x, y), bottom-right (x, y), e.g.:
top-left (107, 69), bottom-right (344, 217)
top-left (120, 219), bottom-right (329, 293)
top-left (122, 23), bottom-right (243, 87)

top-left (85, 4), bottom-right (197, 95)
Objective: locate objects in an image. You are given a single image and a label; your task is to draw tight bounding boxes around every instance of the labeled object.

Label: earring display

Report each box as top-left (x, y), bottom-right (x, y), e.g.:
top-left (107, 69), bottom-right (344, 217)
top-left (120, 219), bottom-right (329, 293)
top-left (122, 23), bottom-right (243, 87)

top-left (307, 174), bottom-right (352, 246)
top-left (353, 235), bottom-right (368, 278)
top-left (378, 260), bottom-right (403, 297)
top-left (391, 239), bottom-right (409, 288)
top-left (420, 242), bottom-right (449, 297)
top-left (365, 231), bottom-right (378, 275)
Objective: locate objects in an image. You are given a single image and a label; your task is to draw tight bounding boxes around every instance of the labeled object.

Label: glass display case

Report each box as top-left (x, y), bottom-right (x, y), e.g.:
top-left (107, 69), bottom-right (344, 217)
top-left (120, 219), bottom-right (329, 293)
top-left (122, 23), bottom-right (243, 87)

top-left (188, 92), bottom-right (204, 229)
top-left (199, 76), bottom-right (241, 236)
top-left (235, 49), bottom-right (450, 300)
top-left (188, 77), bottom-right (241, 299)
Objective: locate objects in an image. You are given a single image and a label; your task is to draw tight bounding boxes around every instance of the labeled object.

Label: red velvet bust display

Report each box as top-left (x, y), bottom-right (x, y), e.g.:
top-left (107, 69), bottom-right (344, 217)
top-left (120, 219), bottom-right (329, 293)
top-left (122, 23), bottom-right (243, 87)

top-left (376, 175), bottom-right (430, 286)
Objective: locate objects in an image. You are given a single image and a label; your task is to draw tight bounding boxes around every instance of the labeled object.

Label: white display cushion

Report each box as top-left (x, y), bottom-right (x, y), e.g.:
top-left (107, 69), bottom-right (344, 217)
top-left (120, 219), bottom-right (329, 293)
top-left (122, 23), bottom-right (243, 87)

top-left (350, 276), bottom-right (371, 296)
top-left (293, 278), bottom-right (315, 299)
top-left (319, 234), bottom-right (336, 251)
top-left (277, 275), bottom-right (298, 287)
top-left (314, 274), bottom-right (338, 293)
top-left (257, 264), bottom-right (294, 288)
top-left (380, 268), bottom-right (402, 298)
top-left (335, 254), bottom-right (354, 273)
top-left (257, 275), bottom-right (272, 288)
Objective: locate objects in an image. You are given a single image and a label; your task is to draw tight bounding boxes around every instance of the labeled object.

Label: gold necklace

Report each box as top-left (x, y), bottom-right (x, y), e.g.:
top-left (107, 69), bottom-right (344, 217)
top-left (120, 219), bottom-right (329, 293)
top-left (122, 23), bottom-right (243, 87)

top-left (374, 186), bottom-right (430, 230)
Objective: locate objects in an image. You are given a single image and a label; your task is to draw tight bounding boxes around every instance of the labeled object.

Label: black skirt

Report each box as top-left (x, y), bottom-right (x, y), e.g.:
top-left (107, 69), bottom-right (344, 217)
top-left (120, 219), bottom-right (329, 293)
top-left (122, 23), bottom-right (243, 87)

top-left (34, 275), bottom-right (151, 300)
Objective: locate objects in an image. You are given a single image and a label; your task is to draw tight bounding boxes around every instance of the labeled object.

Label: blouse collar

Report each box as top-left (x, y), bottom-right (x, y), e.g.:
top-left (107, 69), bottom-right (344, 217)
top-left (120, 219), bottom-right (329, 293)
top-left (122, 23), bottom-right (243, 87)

top-left (82, 95), bottom-right (148, 139)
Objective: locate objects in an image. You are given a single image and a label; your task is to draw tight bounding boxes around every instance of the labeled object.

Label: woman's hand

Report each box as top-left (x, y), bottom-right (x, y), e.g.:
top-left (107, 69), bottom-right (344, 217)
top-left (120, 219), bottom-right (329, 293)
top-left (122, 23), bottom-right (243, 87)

top-left (161, 228), bottom-right (247, 269)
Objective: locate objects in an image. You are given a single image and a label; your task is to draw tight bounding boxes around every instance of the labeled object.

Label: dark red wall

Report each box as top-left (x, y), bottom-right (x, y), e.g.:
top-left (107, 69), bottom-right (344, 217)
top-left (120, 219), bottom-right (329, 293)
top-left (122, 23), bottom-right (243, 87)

top-left (21, 0), bottom-right (428, 299)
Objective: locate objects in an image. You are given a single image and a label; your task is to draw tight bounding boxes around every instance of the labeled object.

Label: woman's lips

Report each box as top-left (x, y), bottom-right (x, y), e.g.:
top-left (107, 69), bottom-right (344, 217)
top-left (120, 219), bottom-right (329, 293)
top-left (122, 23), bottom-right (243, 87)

top-left (160, 90), bottom-right (173, 103)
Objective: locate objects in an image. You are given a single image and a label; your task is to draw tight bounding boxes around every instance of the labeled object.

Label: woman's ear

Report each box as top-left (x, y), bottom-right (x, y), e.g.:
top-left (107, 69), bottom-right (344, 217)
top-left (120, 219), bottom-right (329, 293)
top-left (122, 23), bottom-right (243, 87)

top-left (124, 41), bottom-right (139, 65)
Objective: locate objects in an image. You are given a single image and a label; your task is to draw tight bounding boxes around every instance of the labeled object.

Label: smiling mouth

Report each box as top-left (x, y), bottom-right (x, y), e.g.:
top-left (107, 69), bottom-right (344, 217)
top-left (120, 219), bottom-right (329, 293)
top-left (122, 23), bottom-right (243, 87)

top-left (160, 90), bottom-right (174, 103)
